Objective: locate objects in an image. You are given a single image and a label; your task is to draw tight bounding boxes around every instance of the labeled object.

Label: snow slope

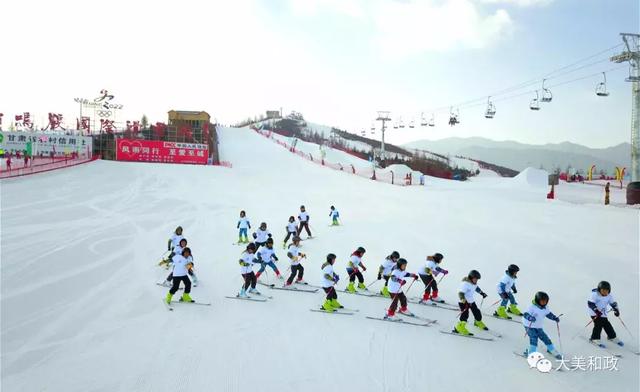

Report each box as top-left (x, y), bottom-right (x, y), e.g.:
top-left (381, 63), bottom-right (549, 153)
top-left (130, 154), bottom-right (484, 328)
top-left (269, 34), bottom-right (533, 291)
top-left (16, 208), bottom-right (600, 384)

top-left (2, 127), bottom-right (638, 392)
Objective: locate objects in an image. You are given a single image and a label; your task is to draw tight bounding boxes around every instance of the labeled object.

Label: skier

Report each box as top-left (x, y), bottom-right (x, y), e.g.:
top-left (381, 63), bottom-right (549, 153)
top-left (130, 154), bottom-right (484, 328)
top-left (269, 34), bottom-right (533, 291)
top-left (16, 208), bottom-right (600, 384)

top-left (297, 205), bottom-right (312, 238)
top-left (384, 258), bottom-right (419, 320)
top-left (252, 222), bottom-right (272, 250)
top-left (329, 206), bottom-right (340, 226)
top-left (238, 243), bottom-right (260, 297)
top-left (346, 247), bottom-right (368, 293)
top-left (604, 182), bottom-right (610, 205)
top-left (522, 292), bottom-right (562, 359)
top-left (165, 247), bottom-right (195, 304)
top-left (320, 253), bottom-right (343, 311)
top-left (237, 210), bottom-right (251, 244)
top-left (159, 226), bottom-right (184, 267)
top-left (285, 236), bottom-right (306, 286)
top-left (494, 264), bottom-right (522, 319)
top-left (454, 270), bottom-right (489, 335)
top-left (255, 237), bottom-right (282, 280)
top-left (587, 281), bottom-right (623, 347)
top-left (418, 252), bottom-right (448, 304)
top-left (282, 216), bottom-right (298, 249)
top-left (377, 251), bottom-right (400, 298)
top-left (163, 238), bottom-right (199, 287)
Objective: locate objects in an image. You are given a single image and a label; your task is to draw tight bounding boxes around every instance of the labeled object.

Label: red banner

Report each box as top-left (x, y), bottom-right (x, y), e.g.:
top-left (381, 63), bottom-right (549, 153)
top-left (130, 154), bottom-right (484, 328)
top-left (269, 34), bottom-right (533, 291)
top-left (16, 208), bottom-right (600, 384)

top-left (116, 139), bottom-right (208, 165)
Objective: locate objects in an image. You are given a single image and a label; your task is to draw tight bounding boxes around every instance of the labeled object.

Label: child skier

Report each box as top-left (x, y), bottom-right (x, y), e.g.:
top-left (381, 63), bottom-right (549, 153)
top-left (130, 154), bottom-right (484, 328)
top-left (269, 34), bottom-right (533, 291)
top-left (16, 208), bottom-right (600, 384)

top-left (522, 291), bottom-right (562, 359)
top-left (237, 210), bottom-right (251, 244)
top-left (384, 258), bottom-right (419, 320)
top-left (283, 216), bottom-right (298, 249)
top-left (494, 264), bottom-right (522, 319)
top-left (252, 222), bottom-right (272, 250)
top-left (587, 281), bottom-right (623, 347)
top-left (346, 247), bottom-right (367, 293)
top-left (255, 237), bottom-right (282, 280)
top-left (418, 253), bottom-right (448, 304)
top-left (297, 205), bottom-right (312, 238)
top-left (163, 238), bottom-right (199, 287)
top-left (329, 206), bottom-right (340, 226)
top-left (159, 226), bottom-right (184, 266)
top-left (165, 247), bottom-right (195, 304)
top-left (285, 236), bottom-right (306, 286)
top-left (320, 253), bottom-right (343, 311)
top-left (377, 251), bottom-right (400, 298)
top-left (454, 270), bottom-right (489, 335)
top-left (238, 243), bottom-right (260, 297)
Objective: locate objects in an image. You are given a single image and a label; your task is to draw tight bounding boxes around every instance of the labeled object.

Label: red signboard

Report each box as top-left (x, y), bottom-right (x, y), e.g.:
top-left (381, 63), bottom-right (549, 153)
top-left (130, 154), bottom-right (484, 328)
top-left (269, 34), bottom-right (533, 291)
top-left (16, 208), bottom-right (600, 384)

top-left (116, 139), bottom-right (208, 165)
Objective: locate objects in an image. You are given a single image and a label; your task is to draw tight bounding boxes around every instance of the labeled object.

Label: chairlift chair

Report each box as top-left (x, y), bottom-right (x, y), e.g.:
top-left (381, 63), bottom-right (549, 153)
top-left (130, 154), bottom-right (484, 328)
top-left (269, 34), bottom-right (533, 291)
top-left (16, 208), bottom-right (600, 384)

top-left (420, 112), bottom-right (428, 127)
top-left (448, 107), bottom-right (460, 126)
top-left (393, 122), bottom-right (398, 129)
top-left (370, 123), bottom-right (375, 131)
top-left (409, 120), bottom-right (415, 128)
top-left (399, 117), bottom-right (405, 128)
top-left (595, 72), bottom-right (610, 97)
top-left (530, 91), bottom-right (541, 111)
top-left (484, 97), bottom-right (496, 119)
top-left (541, 79), bottom-right (553, 103)
top-left (428, 114), bottom-right (435, 127)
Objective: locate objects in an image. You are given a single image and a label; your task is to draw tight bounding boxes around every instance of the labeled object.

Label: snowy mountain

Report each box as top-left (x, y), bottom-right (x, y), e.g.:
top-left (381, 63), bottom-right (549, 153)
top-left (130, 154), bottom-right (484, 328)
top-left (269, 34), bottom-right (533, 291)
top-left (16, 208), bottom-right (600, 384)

top-left (404, 137), bottom-right (630, 174)
top-left (2, 127), bottom-right (637, 392)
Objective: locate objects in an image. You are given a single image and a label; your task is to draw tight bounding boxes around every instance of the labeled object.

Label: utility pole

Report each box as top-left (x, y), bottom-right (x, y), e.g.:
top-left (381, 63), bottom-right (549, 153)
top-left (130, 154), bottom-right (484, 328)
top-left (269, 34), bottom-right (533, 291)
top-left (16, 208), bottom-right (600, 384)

top-left (611, 33), bottom-right (640, 203)
top-left (376, 111), bottom-right (391, 160)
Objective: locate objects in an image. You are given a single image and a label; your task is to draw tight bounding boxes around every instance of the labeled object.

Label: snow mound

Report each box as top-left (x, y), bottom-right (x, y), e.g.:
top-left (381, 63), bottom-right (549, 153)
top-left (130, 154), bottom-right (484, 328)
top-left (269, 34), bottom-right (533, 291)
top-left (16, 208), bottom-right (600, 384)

top-left (513, 167), bottom-right (549, 187)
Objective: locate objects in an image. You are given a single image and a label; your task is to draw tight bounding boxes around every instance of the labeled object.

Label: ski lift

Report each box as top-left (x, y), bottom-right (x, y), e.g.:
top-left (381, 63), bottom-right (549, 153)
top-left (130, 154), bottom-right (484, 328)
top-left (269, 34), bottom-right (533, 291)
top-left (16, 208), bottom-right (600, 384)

top-left (595, 72), bottom-right (609, 97)
top-left (370, 122), bottom-right (375, 131)
top-left (420, 112), bottom-right (428, 127)
top-left (484, 96), bottom-right (496, 119)
top-left (361, 130), bottom-right (366, 136)
top-left (399, 117), bottom-right (405, 128)
top-left (409, 119), bottom-right (415, 128)
top-left (448, 107), bottom-right (459, 126)
top-left (529, 91), bottom-right (541, 111)
top-left (541, 79), bottom-right (553, 103)
top-left (428, 114), bottom-right (435, 127)
top-left (393, 121), bottom-right (398, 129)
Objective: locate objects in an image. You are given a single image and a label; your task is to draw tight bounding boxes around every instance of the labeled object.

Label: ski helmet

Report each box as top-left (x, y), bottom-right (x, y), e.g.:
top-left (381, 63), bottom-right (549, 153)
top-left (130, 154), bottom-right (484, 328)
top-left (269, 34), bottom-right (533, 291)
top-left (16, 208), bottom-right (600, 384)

top-left (597, 281), bottom-right (611, 293)
top-left (266, 237), bottom-right (274, 244)
top-left (300, 205), bottom-right (306, 209)
top-left (326, 253), bottom-right (337, 264)
top-left (433, 253), bottom-right (444, 263)
top-left (468, 270), bottom-right (481, 280)
top-left (292, 236), bottom-right (301, 243)
top-left (390, 251), bottom-right (400, 260)
top-left (506, 264), bottom-right (520, 276)
top-left (260, 222), bottom-right (267, 228)
top-left (534, 291), bottom-right (549, 306)
top-left (357, 246), bottom-right (366, 254)
top-left (247, 243), bottom-right (257, 252)
top-left (289, 216), bottom-right (295, 222)
top-left (396, 258), bottom-right (408, 269)
top-left (330, 205), bottom-right (335, 210)
top-left (175, 226), bottom-right (183, 233)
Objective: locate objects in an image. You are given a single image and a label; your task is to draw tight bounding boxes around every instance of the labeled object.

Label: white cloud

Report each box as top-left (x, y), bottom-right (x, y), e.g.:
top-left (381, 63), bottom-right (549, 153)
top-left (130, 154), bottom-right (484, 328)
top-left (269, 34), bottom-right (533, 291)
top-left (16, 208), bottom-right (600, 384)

top-left (478, 0), bottom-right (554, 6)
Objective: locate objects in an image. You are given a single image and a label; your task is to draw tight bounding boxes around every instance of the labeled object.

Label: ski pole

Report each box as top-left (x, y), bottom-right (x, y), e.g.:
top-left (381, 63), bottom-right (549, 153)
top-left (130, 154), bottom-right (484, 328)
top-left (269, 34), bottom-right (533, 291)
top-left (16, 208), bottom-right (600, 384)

top-left (555, 313), bottom-right (564, 353)
top-left (617, 316), bottom-right (635, 340)
top-left (524, 319), bottom-right (534, 338)
top-left (365, 280), bottom-right (378, 290)
top-left (480, 297), bottom-right (485, 309)
top-left (437, 274), bottom-right (446, 284)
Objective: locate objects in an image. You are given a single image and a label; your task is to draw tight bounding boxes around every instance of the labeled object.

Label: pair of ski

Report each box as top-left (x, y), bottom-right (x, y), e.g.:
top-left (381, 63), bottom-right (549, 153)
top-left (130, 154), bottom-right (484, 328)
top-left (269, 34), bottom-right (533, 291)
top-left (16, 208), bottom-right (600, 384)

top-left (483, 312), bottom-right (523, 324)
top-left (366, 312), bottom-right (437, 327)
top-left (580, 336), bottom-right (639, 357)
top-left (259, 281), bottom-right (318, 293)
top-left (225, 292), bottom-right (273, 302)
top-left (341, 289), bottom-right (380, 297)
top-left (163, 299), bottom-right (211, 311)
top-left (310, 307), bottom-right (358, 316)
top-left (407, 297), bottom-right (459, 311)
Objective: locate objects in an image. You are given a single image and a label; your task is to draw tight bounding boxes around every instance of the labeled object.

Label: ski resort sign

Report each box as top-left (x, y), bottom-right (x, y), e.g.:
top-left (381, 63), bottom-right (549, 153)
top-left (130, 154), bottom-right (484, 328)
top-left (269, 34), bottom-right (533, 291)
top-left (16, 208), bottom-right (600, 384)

top-left (116, 139), bottom-right (208, 165)
top-left (0, 131), bottom-right (92, 156)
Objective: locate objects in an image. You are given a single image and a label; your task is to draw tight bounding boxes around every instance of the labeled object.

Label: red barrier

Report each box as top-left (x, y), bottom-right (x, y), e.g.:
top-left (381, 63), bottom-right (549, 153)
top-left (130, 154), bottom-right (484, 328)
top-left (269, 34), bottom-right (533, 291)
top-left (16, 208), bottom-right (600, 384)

top-left (1, 156), bottom-right (99, 179)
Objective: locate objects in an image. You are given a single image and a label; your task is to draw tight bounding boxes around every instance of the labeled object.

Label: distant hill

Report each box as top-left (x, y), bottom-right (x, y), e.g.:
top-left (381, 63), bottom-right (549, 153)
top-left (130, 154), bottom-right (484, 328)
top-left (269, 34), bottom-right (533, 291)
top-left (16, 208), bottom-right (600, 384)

top-left (404, 137), bottom-right (629, 174)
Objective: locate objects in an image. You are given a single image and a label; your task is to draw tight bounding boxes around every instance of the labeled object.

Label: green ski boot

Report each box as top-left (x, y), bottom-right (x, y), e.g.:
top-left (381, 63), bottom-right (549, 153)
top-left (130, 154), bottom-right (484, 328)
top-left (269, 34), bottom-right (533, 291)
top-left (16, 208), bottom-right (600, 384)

top-left (494, 306), bottom-right (511, 319)
top-left (330, 299), bottom-right (344, 309)
top-left (322, 299), bottom-right (335, 311)
top-left (380, 286), bottom-right (390, 298)
top-left (346, 282), bottom-right (356, 293)
top-left (357, 282), bottom-right (367, 290)
top-left (180, 293), bottom-right (194, 302)
top-left (474, 320), bottom-right (488, 330)
top-left (508, 304), bottom-right (523, 316)
top-left (455, 321), bottom-right (471, 335)
top-left (165, 292), bottom-right (173, 305)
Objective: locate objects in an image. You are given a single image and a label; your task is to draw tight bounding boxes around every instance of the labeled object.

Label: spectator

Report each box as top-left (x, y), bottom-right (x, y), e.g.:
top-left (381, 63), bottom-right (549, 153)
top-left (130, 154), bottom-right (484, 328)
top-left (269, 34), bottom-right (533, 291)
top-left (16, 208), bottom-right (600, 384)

top-left (605, 182), bottom-right (610, 205)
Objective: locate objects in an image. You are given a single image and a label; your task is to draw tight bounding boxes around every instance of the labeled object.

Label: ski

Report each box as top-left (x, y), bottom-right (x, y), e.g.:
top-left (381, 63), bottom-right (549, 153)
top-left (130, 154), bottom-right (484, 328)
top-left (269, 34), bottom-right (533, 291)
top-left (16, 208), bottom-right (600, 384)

top-left (439, 330), bottom-right (494, 341)
top-left (294, 281), bottom-right (323, 289)
top-left (271, 286), bottom-right (318, 293)
top-left (366, 316), bottom-right (433, 327)
top-left (258, 281), bottom-right (275, 288)
top-left (474, 327), bottom-right (502, 338)
top-left (163, 298), bottom-right (174, 311)
top-left (485, 312), bottom-right (522, 324)
top-left (408, 298), bottom-right (459, 311)
top-left (310, 309), bottom-right (354, 315)
top-left (247, 292), bottom-right (273, 299)
top-left (156, 282), bottom-right (184, 291)
top-left (580, 336), bottom-right (623, 357)
top-left (171, 300), bottom-right (211, 306)
top-left (397, 312), bottom-right (438, 324)
top-left (225, 295), bottom-right (267, 302)
top-left (513, 351), bottom-right (566, 370)
top-left (341, 290), bottom-right (378, 297)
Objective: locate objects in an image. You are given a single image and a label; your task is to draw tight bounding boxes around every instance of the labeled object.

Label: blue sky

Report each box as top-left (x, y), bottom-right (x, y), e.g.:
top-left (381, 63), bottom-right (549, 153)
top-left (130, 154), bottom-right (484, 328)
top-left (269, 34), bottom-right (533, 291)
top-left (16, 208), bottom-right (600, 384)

top-left (1, 0), bottom-right (638, 147)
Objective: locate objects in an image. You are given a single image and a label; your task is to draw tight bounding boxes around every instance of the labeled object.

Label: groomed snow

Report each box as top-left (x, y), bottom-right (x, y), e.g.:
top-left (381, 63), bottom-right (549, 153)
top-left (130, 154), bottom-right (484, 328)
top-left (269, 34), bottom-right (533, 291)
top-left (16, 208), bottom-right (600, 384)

top-left (1, 127), bottom-right (638, 392)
